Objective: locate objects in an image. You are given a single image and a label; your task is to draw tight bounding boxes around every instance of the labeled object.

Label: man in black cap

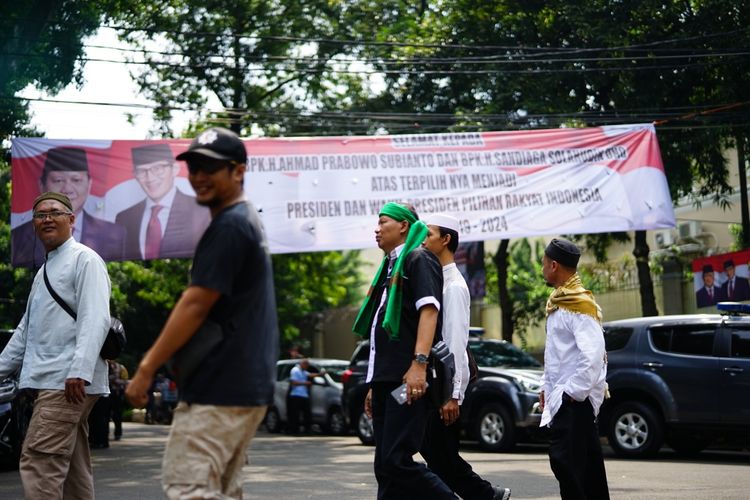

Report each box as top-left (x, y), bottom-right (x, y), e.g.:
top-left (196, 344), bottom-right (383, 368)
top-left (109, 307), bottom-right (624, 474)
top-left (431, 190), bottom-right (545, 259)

top-left (696, 264), bottom-right (723, 308)
top-left (720, 259), bottom-right (750, 302)
top-left (539, 238), bottom-right (609, 500)
top-left (11, 147), bottom-right (126, 267)
top-left (115, 143), bottom-right (210, 260)
top-left (126, 127), bottom-right (279, 498)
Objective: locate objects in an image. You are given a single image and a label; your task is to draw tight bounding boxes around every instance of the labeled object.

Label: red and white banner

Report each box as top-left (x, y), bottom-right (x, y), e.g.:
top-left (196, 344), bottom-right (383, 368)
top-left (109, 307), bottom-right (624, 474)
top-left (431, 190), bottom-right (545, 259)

top-left (11, 124), bottom-right (674, 265)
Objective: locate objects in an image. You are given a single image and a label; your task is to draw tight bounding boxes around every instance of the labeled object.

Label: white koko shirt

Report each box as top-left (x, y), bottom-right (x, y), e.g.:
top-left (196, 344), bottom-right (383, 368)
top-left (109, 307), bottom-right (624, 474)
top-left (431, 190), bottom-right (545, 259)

top-left (441, 263), bottom-right (471, 403)
top-left (540, 307), bottom-right (607, 427)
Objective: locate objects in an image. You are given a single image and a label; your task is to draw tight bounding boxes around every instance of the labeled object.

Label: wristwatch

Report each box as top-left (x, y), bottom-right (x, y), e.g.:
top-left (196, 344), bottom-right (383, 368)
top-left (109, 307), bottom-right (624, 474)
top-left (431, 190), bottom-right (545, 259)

top-left (414, 353), bottom-right (429, 365)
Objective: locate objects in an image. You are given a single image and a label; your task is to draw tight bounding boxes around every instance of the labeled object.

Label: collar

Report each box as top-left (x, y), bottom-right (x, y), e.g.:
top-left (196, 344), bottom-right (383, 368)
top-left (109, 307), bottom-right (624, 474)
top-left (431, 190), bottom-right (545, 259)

top-left (47, 236), bottom-right (75, 259)
top-left (442, 262), bottom-right (457, 272)
top-left (389, 243), bottom-right (405, 261)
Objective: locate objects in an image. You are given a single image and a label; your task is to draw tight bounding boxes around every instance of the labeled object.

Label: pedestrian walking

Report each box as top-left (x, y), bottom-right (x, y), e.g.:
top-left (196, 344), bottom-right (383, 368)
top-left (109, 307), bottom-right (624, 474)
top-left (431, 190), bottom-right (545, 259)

top-left (353, 202), bottom-right (456, 499)
top-left (126, 127), bottom-right (279, 499)
top-left (539, 238), bottom-right (609, 500)
top-left (421, 214), bottom-right (511, 500)
top-left (0, 191), bottom-right (111, 499)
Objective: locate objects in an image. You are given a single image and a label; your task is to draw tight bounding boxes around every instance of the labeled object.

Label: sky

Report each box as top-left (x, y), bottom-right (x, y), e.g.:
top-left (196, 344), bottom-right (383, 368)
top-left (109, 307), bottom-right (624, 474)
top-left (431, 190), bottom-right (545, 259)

top-left (17, 28), bottom-right (193, 140)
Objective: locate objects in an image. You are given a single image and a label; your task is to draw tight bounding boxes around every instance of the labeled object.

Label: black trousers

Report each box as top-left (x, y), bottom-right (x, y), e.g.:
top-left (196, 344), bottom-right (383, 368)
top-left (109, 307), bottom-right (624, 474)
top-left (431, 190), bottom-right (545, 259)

top-left (87, 396), bottom-right (111, 447)
top-left (420, 408), bottom-right (496, 500)
top-left (287, 395), bottom-right (312, 434)
top-left (371, 382), bottom-right (456, 500)
top-left (110, 392), bottom-right (124, 439)
top-left (548, 397), bottom-right (610, 500)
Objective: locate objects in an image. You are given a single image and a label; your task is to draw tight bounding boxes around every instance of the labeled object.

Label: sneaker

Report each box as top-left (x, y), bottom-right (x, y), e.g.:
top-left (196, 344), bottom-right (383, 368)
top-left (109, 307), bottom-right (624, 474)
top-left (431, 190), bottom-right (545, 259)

top-left (492, 486), bottom-right (511, 500)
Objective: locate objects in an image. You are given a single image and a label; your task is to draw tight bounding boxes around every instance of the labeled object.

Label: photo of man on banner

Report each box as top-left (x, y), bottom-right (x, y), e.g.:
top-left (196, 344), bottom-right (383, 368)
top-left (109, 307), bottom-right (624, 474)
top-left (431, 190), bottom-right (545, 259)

top-left (693, 250), bottom-right (750, 308)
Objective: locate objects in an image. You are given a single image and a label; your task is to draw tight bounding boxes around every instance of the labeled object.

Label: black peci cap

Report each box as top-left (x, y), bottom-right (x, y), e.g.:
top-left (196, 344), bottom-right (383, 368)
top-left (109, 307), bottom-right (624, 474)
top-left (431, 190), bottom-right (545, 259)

top-left (132, 144), bottom-right (173, 167)
top-left (175, 127), bottom-right (247, 164)
top-left (702, 264), bottom-right (714, 274)
top-left (43, 147), bottom-right (88, 175)
top-left (724, 259), bottom-right (735, 270)
top-left (544, 238), bottom-right (581, 269)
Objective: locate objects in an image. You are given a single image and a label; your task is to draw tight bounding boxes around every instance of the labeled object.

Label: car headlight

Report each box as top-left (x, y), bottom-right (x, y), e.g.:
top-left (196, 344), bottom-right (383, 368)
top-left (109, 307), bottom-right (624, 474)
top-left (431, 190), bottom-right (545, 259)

top-left (517, 377), bottom-right (542, 394)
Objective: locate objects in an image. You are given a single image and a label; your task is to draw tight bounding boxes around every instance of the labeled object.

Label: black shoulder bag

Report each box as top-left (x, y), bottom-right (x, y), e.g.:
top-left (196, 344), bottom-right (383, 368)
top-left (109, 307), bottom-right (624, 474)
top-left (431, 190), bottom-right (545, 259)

top-left (428, 340), bottom-right (456, 408)
top-left (43, 264), bottom-right (126, 360)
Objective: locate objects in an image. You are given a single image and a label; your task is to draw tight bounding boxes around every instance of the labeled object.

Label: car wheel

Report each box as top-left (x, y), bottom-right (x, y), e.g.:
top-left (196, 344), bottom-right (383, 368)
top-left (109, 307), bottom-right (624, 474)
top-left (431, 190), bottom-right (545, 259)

top-left (607, 401), bottom-right (663, 458)
top-left (264, 407), bottom-right (282, 433)
top-left (356, 411), bottom-right (374, 446)
top-left (474, 403), bottom-right (516, 452)
top-left (325, 408), bottom-right (348, 436)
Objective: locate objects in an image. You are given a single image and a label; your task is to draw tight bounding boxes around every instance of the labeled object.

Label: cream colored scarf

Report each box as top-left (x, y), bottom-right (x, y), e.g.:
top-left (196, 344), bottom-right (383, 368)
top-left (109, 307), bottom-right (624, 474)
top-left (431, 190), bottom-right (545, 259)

top-left (545, 273), bottom-right (602, 324)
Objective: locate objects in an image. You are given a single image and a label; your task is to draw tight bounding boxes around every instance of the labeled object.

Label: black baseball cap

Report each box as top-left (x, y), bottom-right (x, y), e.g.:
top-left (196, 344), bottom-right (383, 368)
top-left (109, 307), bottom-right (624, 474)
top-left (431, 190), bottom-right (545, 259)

top-left (176, 127), bottom-right (247, 164)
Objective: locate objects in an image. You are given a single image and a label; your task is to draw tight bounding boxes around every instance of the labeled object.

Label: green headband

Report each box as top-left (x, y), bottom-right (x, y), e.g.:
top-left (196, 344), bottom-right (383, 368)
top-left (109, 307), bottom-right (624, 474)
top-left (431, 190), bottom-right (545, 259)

top-left (379, 202), bottom-right (417, 224)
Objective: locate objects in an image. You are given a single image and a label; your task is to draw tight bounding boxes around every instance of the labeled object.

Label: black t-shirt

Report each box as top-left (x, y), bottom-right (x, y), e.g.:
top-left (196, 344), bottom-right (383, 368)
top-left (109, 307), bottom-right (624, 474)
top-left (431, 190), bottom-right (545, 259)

top-left (181, 201), bottom-right (280, 406)
top-left (371, 247), bottom-right (443, 382)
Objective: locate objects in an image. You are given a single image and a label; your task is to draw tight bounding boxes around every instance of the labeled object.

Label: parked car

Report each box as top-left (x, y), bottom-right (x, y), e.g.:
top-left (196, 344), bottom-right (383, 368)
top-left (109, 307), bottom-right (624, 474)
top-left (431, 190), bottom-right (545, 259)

top-left (0, 328), bottom-right (33, 469)
top-left (342, 337), bottom-right (545, 452)
top-left (601, 304), bottom-right (750, 458)
top-left (264, 358), bottom-right (350, 435)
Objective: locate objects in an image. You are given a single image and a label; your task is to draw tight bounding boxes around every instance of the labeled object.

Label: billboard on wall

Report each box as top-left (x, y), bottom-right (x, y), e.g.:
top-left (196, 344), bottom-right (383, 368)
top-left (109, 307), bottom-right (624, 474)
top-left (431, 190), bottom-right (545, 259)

top-left (11, 123), bottom-right (674, 267)
top-left (692, 250), bottom-right (750, 308)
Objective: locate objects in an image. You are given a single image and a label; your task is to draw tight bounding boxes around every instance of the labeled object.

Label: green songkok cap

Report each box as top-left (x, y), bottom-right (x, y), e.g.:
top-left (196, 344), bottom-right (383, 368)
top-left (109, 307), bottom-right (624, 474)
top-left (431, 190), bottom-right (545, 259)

top-left (33, 191), bottom-right (73, 212)
top-left (352, 202), bottom-right (428, 340)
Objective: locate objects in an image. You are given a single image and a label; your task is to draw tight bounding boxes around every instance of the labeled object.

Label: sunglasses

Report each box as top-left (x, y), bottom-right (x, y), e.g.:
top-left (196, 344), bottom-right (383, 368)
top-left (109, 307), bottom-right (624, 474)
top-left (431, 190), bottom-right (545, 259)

top-left (186, 159), bottom-right (237, 175)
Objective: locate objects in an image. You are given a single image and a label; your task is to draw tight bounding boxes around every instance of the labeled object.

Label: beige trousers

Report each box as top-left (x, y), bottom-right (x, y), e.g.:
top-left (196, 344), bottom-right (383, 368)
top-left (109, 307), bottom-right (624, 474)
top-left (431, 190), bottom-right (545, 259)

top-left (20, 389), bottom-right (100, 500)
top-left (162, 402), bottom-right (267, 499)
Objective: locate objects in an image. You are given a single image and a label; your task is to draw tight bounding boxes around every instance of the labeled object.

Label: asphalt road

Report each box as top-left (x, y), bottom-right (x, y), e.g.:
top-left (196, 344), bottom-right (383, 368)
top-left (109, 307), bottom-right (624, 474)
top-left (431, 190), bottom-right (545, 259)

top-left (0, 423), bottom-right (749, 499)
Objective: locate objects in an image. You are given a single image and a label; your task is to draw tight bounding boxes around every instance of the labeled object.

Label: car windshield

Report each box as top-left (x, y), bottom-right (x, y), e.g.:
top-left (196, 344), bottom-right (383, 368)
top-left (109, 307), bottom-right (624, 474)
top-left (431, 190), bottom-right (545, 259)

top-left (469, 340), bottom-right (541, 368)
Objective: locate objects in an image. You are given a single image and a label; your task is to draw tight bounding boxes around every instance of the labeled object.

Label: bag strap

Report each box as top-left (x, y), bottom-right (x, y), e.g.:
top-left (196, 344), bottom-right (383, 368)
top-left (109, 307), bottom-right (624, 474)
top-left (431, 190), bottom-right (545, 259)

top-left (43, 263), bottom-right (77, 321)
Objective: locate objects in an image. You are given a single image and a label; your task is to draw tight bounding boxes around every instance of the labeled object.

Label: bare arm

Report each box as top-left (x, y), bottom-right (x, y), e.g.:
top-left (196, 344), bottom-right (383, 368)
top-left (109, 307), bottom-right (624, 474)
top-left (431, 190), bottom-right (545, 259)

top-left (404, 304), bottom-right (438, 404)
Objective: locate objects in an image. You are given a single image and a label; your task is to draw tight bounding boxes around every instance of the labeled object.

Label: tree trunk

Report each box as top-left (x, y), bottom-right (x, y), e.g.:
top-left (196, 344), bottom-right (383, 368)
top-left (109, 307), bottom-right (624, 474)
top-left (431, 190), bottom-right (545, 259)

top-left (737, 133), bottom-right (750, 248)
top-left (633, 230), bottom-right (659, 317)
top-left (493, 239), bottom-right (514, 342)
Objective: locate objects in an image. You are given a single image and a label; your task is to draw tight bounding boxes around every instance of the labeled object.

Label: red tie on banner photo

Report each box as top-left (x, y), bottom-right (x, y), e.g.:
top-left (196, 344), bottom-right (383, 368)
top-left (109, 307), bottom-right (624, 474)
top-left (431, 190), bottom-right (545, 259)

top-left (145, 205), bottom-right (163, 259)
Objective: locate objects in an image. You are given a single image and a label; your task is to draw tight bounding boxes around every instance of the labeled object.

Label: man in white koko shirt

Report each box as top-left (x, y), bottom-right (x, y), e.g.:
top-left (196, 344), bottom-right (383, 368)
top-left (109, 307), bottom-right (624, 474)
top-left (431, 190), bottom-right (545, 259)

top-left (539, 238), bottom-right (609, 500)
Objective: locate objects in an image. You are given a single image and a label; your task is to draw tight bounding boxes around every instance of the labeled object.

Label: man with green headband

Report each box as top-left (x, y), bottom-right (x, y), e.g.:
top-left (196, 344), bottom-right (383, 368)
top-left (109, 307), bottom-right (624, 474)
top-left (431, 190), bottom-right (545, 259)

top-left (353, 202), bottom-right (455, 499)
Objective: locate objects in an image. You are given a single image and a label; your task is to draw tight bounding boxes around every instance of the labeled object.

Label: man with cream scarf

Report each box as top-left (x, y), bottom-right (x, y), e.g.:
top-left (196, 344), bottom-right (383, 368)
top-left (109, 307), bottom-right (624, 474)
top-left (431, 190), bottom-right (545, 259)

top-left (353, 202), bottom-right (456, 499)
top-left (539, 238), bottom-right (609, 500)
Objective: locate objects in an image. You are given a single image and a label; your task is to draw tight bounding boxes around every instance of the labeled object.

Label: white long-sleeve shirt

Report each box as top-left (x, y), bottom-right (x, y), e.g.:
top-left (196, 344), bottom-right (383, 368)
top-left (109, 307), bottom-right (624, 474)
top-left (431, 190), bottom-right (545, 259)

top-left (441, 263), bottom-right (471, 403)
top-left (0, 237), bottom-right (111, 394)
top-left (540, 307), bottom-right (607, 427)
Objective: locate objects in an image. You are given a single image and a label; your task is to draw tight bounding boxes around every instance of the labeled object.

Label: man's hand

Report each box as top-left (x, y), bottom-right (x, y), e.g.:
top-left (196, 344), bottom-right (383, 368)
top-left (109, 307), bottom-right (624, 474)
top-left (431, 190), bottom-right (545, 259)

top-left (364, 388), bottom-right (373, 418)
top-left (440, 399), bottom-right (460, 426)
top-left (126, 366), bottom-right (154, 409)
top-left (404, 362), bottom-right (428, 405)
top-left (64, 378), bottom-right (86, 404)
top-left (539, 390), bottom-right (545, 411)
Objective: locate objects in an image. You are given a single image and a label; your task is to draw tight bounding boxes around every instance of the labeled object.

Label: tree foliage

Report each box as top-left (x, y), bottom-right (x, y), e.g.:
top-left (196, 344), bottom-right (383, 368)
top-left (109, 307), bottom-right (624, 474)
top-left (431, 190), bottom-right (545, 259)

top-left (111, 0), bottom-right (355, 136)
top-left (0, 1), bottom-right (113, 141)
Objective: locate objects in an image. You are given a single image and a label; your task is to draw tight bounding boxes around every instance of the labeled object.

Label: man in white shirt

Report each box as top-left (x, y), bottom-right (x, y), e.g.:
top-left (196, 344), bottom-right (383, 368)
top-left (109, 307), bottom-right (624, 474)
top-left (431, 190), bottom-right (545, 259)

top-left (0, 192), bottom-right (111, 499)
top-left (539, 238), bottom-right (609, 500)
top-left (421, 214), bottom-right (511, 500)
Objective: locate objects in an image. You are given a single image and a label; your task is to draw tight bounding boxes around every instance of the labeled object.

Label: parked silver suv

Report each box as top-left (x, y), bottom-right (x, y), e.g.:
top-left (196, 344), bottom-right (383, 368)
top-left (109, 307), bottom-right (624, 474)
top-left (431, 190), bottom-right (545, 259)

top-left (264, 358), bottom-right (349, 435)
top-left (601, 303), bottom-right (750, 458)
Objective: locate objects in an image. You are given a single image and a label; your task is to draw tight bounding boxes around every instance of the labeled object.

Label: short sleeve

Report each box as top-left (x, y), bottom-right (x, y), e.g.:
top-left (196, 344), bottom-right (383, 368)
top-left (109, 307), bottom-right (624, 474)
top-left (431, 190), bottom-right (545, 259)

top-left (405, 249), bottom-right (442, 311)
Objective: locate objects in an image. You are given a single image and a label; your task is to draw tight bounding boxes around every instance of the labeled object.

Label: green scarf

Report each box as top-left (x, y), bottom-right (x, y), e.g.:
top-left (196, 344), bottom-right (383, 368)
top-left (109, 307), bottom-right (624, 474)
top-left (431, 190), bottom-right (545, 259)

top-left (352, 202), bottom-right (428, 340)
top-left (545, 273), bottom-right (602, 324)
